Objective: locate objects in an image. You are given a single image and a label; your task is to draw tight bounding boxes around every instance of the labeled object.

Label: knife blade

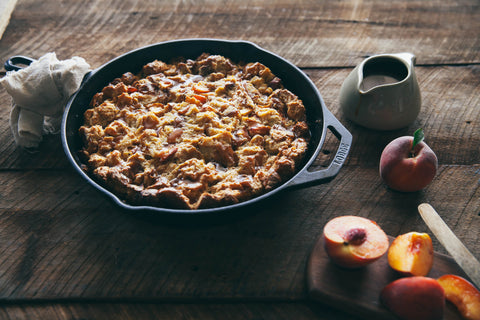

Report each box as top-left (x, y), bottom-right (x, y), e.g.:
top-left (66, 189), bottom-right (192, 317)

top-left (418, 203), bottom-right (480, 288)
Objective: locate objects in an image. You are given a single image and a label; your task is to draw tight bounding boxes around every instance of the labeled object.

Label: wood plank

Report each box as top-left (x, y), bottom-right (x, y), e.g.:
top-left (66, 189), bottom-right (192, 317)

top-left (0, 165), bottom-right (477, 300)
top-left (1, 65), bottom-right (479, 169)
top-left (0, 302), bottom-right (357, 320)
top-left (0, 1), bottom-right (478, 318)
top-left (0, 0), bottom-right (478, 69)
top-left (0, 0), bottom-right (17, 41)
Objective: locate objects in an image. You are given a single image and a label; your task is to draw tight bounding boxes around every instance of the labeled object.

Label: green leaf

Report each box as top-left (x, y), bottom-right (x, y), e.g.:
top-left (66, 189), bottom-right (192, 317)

top-left (412, 128), bottom-right (424, 150)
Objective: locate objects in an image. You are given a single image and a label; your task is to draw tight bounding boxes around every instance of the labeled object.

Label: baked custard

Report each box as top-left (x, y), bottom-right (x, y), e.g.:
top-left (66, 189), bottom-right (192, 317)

top-left (79, 53), bottom-right (310, 209)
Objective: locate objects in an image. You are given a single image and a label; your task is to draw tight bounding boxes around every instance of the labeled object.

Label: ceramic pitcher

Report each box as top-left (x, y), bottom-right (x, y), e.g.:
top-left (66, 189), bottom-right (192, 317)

top-left (340, 53), bottom-right (421, 130)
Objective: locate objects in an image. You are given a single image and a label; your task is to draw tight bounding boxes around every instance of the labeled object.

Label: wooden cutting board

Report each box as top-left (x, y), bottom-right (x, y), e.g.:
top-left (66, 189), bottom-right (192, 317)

top-left (307, 235), bottom-right (468, 320)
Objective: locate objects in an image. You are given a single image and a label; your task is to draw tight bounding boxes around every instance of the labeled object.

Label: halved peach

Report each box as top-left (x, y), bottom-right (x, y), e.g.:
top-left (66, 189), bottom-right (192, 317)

top-left (387, 232), bottom-right (434, 276)
top-left (323, 215), bottom-right (389, 268)
top-left (437, 274), bottom-right (480, 320)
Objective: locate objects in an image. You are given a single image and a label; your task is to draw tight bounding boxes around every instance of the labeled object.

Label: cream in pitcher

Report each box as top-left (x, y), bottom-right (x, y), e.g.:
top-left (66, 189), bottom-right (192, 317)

top-left (340, 53), bottom-right (421, 130)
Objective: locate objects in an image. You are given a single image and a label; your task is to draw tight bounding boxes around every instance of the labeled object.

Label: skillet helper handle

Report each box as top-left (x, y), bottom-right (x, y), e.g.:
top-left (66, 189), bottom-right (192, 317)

top-left (286, 109), bottom-right (352, 189)
top-left (4, 56), bottom-right (36, 72)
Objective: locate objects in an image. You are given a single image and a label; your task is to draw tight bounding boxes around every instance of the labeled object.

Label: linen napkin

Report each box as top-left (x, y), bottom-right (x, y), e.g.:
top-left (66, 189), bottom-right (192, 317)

top-left (0, 52), bottom-right (91, 149)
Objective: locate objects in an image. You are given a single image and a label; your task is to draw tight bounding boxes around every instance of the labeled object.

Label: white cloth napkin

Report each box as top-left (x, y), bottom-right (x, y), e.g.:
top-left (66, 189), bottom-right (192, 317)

top-left (1, 52), bottom-right (91, 149)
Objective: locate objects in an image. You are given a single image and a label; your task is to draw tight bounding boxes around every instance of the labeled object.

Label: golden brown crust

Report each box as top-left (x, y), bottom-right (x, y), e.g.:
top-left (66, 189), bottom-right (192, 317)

top-left (79, 54), bottom-right (310, 209)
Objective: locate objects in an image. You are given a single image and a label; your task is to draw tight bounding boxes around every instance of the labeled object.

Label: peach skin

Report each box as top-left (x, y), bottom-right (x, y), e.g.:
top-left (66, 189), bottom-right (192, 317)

top-left (379, 130), bottom-right (437, 192)
top-left (381, 276), bottom-right (445, 320)
top-left (437, 274), bottom-right (480, 320)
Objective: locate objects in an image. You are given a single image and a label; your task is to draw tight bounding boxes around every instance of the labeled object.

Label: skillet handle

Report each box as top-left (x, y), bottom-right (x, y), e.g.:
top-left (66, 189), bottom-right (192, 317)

top-left (286, 109), bottom-right (352, 189)
top-left (4, 56), bottom-right (36, 72)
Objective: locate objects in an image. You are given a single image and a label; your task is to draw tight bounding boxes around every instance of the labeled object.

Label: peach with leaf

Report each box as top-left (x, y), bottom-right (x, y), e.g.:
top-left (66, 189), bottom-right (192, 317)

top-left (380, 128), bottom-right (438, 192)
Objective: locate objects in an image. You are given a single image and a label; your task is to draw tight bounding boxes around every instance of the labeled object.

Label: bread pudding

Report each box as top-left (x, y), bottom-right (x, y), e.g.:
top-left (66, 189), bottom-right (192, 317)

top-left (79, 53), bottom-right (310, 209)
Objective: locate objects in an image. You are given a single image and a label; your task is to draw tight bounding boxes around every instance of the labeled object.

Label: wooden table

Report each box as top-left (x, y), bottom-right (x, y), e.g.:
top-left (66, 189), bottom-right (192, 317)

top-left (0, 1), bottom-right (479, 319)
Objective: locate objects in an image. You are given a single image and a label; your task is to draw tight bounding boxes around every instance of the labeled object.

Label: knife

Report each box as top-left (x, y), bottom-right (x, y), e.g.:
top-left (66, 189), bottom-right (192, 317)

top-left (418, 203), bottom-right (480, 288)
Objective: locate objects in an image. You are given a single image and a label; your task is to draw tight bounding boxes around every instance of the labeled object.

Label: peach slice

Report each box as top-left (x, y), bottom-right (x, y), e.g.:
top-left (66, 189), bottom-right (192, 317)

top-left (387, 232), bottom-right (434, 276)
top-left (381, 276), bottom-right (445, 320)
top-left (323, 215), bottom-right (389, 268)
top-left (437, 274), bottom-right (480, 320)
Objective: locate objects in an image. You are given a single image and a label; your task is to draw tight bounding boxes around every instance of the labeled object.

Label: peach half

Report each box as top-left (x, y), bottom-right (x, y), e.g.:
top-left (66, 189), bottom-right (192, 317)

top-left (381, 276), bottom-right (445, 320)
top-left (437, 274), bottom-right (480, 320)
top-left (323, 215), bottom-right (389, 268)
top-left (388, 232), bottom-right (434, 276)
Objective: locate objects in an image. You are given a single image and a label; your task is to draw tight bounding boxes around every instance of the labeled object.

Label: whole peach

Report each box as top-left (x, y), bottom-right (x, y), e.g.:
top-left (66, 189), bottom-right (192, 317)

top-left (379, 136), bottom-right (438, 192)
top-left (381, 276), bottom-right (445, 320)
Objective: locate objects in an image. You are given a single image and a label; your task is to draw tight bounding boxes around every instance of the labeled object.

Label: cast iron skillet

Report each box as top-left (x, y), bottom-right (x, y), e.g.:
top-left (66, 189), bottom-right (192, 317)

top-left (5, 39), bottom-right (352, 220)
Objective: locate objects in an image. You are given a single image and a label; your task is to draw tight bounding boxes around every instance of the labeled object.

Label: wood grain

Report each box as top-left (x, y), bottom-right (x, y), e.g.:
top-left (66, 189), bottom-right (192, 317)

top-left (0, 165), bottom-right (478, 301)
top-left (0, 0), bottom-right (479, 68)
top-left (0, 302), bottom-right (357, 320)
top-left (0, 0), bottom-right (479, 319)
top-left (0, 0), bottom-right (17, 41)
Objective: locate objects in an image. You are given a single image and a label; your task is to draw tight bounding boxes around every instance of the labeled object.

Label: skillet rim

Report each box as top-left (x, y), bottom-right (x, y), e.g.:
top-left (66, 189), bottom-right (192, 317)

top-left (61, 38), bottom-right (338, 217)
